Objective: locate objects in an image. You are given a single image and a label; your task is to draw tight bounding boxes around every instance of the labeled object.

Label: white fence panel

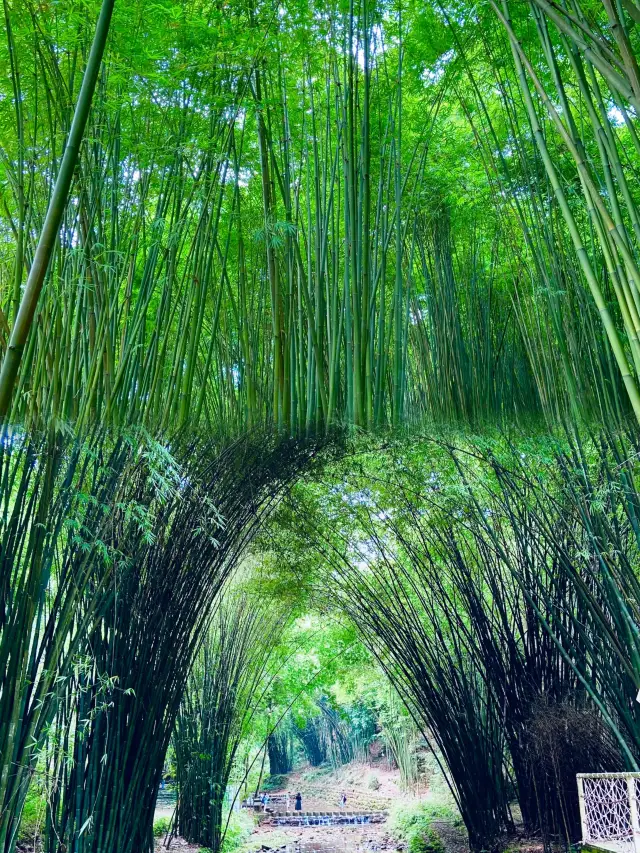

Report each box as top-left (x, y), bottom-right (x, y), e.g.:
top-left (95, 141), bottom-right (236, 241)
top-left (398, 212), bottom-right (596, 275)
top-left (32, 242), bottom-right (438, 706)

top-left (578, 773), bottom-right (640, 853)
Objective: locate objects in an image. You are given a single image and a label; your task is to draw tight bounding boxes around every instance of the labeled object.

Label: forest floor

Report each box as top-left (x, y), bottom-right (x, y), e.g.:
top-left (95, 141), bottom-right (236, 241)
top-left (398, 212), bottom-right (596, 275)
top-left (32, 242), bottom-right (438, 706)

top-left (236, 758), bottom-right (466, 853)
top-left (155, 759), bottom-right (553, 853)
top-left (155, 757), bottom-right (453, 853)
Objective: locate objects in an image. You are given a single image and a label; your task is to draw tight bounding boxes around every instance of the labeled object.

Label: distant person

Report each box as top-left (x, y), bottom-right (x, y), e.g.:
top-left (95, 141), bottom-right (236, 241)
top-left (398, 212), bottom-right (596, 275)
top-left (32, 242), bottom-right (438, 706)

top-left (263, 793), bottom-right (270, 812)
top-left (340, 792), bottom-right (347, 808)
top-left (295, 792), bottom-right (302, 811)
top-left (286, 791), bottom-right (291, 811)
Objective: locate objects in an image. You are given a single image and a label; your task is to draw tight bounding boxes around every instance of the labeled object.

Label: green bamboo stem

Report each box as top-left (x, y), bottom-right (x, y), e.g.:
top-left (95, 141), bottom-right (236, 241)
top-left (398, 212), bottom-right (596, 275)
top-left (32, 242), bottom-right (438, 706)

top-left (0, 0), bottom-right (115, 422)
top-left (493, 0), bottom-right (640, 425)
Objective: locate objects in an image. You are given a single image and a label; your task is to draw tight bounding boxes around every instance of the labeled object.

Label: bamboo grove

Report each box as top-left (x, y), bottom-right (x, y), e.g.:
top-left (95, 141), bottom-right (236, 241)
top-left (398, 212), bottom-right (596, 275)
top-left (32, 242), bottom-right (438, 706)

top-left (0, 0), bottom-right (563, 434)
top-left (275, 428), bottom-right (639, 851)
top-left (4, 1), bottom-right (640, 853)
top-left (5, 0), bottom-right (640, 433)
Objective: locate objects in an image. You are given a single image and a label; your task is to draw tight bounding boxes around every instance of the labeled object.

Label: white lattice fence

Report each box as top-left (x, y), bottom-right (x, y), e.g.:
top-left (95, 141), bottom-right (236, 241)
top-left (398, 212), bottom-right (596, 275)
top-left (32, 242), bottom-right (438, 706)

top-left (578, 774), bottom-right (640, 853)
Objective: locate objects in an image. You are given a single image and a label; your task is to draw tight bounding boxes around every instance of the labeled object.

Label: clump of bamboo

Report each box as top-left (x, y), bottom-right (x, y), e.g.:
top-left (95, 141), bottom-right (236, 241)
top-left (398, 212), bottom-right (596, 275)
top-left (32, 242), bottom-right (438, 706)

top-left (287, 432), bottom-right (633, 849)
top-left (353, 433), bottom-right (632, 843)
top-left (0, 428), bottom-right (159, 853)
top-left (268, 724), bottom-right (295, 775)
top-left (44, 431), bottom-right (329, 853)
top-left (175, 593), bottom-right (286, 851)
top-left (486, 0), bottom-right (640, 425)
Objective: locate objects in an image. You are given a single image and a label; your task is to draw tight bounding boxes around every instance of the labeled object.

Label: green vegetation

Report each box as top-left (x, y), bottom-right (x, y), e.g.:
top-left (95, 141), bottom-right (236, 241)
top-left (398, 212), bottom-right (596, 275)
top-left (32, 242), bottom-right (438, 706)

top-left (3, 1), bottom-right (640, 853)
top-left (17, 784), bottom-right (46, 845)
top-left (220, 812), bottom-right (254, 853)
top-left (152, 817), bottom-right (171, 839)
top-left (262, 774), bottom-right (289, 791)
top-left (391, 801), bottom-right (457, 853)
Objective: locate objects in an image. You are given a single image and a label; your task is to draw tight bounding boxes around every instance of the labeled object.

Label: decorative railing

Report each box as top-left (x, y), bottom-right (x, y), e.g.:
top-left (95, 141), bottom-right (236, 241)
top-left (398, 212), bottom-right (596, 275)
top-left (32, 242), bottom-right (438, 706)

top-left (578, 773), bottom-right (640, 852)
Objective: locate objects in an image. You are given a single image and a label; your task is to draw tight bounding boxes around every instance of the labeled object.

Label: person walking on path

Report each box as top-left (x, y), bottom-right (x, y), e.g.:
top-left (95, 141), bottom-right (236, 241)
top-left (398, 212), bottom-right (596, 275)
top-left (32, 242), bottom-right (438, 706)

top-left (340, 792), bottom-right (347, 808)
top-left (295, 792), bottom-right (302, 811)
top-left (286, 791), bottom-right (291, 811)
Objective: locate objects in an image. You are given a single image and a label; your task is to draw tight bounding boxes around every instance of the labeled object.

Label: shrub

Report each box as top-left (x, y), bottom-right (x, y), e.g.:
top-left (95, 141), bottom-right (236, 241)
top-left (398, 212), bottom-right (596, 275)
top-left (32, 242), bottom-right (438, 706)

top-left (18, 783), bottom-right (46, 842)
top-left (409, 827), bottom-right (444, 853)
top-left (367, 774), bottom-right (380, 790)
top-left (153, 817), bottom-right (171, 837)
top-left (391, 801), bottom-right (460, 853)
top-left (393, 800), bottom-right (461, 831)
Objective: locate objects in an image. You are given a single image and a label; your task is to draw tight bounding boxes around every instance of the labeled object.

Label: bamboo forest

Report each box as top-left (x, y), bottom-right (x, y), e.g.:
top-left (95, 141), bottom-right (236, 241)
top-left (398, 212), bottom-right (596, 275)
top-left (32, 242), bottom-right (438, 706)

top-left (7, 1), bottom-right (640, 853)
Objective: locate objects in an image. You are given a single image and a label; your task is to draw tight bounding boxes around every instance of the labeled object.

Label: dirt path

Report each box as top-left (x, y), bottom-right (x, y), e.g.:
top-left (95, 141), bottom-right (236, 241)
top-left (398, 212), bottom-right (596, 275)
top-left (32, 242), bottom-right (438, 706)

top-left (238, 760), bottom-right (422, 853)
top-left (241, 820), bottom-right (400, 853)
top-left (156, 759), bottom-right (463, 853)
top-left (156, 816), bottom-right (399, 853)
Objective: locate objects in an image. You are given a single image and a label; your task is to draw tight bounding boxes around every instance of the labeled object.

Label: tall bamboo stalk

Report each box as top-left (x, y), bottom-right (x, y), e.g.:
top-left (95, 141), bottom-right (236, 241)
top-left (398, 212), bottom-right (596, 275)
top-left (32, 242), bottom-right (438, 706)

top-left (0, 0), bottom-right (115, 421)
top-left (489, 0), bottom-right (640, 425)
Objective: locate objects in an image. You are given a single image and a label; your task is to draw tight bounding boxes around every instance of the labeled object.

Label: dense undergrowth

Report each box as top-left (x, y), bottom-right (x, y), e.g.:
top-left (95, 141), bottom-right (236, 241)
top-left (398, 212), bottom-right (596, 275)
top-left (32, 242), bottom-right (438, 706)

top-left (390, 801), bottom-right (462, 853)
